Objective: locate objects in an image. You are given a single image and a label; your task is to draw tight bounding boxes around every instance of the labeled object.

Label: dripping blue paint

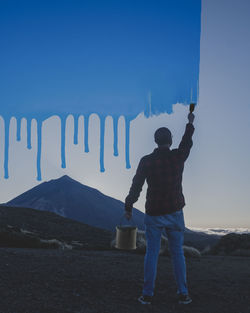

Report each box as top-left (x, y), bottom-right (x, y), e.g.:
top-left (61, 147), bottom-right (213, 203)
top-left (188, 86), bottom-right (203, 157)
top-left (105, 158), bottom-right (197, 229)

top-left (0, 0), bottom-right (201, 180)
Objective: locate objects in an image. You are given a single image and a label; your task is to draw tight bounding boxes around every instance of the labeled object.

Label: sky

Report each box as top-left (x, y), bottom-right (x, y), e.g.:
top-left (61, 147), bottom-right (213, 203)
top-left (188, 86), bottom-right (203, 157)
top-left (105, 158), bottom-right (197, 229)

top-left (0, 0), bottom-right (250, 229)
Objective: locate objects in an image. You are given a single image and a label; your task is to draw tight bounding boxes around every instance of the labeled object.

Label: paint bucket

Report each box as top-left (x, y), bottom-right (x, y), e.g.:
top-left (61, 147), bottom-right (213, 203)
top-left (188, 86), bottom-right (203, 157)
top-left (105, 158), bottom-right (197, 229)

top-left (115, 216), bottom-right (137, 250)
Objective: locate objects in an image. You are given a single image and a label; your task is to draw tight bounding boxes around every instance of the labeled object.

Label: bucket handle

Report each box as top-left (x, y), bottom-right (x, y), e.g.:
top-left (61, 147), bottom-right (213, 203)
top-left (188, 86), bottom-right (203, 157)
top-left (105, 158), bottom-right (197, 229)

top-left (119, 214), bottom-right (136, 227)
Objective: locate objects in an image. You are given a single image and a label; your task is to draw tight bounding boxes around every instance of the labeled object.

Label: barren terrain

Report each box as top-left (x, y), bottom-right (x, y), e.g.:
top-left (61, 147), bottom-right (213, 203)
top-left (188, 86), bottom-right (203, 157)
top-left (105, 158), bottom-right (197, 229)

top-left (0, 248), bottom-right (249, 313)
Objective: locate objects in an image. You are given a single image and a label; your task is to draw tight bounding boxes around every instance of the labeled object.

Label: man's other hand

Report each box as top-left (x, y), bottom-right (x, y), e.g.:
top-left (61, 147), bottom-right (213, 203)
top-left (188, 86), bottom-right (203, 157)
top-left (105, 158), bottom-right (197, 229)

top-left (125, 211), bottom-right (132, 220)
top-left (188, 113), bottom-right (195, 124)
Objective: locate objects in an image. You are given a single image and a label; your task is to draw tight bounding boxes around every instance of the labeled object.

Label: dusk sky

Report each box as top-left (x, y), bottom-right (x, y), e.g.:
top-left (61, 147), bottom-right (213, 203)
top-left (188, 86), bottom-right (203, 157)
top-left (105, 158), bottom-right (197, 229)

top-left (0, 0), bottom-right (249, 229)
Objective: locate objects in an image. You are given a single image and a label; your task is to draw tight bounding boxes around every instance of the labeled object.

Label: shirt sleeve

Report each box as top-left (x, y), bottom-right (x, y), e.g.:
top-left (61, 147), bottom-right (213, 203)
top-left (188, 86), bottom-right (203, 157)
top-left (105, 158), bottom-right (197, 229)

top-left (178, 123), bottom-right (195, 162)
top-left (124, 158), bottom-right (147, 212)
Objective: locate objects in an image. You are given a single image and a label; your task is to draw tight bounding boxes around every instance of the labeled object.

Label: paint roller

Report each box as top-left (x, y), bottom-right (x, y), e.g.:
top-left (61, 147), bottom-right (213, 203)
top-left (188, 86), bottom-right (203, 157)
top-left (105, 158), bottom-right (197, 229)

top-left (189, 103), bottom-right (195, 113)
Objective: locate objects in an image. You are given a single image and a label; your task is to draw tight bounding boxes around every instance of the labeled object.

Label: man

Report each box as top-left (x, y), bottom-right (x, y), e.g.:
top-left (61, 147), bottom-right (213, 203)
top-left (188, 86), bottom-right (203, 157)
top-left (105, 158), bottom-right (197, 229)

top-left (124, 111), bottom-right (195, 305)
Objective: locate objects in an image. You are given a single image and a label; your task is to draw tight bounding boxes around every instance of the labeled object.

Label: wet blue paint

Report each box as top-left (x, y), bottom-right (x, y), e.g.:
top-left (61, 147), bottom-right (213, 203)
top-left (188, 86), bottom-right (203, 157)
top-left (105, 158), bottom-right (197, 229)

top-left (16, 118), bottom-right (21, 142)
top-left (0, 0), bottom-right (201, 180)
top-left (125, 117), bottom-right (132, 170)
top-left (73, 115), bottom-right (79, 146)
top-left (113, 117), bottom-right (119, 157)
top-left (26, 119), bottom-right (32, 150)
top-left (83, 115), bottom-right (90, 153)
top-left (36, 120), bottom-right (42, 181)
top-left (99, 116), bottom-right (106, 173)
top-left (60, 116), bottom-right (67, 169)
top-left (4, 118), bottom-right (10, 179)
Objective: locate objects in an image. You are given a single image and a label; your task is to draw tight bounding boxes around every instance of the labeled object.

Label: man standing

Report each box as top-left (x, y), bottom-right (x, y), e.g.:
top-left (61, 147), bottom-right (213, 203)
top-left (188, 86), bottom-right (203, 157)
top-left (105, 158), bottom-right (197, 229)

top-left (124, 111), bottom-right (195, 305)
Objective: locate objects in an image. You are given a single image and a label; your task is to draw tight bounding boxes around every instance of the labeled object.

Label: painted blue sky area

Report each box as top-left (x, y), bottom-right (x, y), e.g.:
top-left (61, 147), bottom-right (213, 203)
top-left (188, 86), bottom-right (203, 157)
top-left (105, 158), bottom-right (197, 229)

top-left (0, 0), bottom-right (201, 119)
top-left (0, 0), bottom-right (201, 181)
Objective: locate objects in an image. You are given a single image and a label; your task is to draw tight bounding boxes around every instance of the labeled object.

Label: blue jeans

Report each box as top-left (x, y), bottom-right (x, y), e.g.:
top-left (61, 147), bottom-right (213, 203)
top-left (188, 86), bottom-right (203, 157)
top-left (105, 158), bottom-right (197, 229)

top-left (143, 210), bottom-right (188, 296)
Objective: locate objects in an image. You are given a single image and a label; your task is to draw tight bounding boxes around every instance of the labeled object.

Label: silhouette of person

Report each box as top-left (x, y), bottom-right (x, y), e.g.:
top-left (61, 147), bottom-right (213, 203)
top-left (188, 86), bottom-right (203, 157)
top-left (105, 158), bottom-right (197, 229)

top-left (124, 111), bottom-right (195, 305)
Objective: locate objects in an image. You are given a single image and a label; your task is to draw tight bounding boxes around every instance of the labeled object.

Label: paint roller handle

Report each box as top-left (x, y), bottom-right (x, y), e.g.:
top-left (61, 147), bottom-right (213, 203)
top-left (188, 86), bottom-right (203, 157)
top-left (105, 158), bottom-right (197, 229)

top-left (189, 102), bottom-right (195, 113)
top-left (188, 103), bottom-right (195, 124)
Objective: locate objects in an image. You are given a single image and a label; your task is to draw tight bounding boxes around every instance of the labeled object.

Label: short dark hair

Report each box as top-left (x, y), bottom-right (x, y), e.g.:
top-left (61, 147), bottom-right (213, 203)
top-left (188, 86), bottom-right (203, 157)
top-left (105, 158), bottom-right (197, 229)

top-left (154, 127), bottom-right (172, 146)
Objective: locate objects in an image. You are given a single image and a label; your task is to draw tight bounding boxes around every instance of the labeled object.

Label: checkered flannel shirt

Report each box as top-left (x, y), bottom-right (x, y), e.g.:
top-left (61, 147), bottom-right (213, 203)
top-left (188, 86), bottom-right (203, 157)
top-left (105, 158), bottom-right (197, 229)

top-left (125, 123), bottom-right (195, 216)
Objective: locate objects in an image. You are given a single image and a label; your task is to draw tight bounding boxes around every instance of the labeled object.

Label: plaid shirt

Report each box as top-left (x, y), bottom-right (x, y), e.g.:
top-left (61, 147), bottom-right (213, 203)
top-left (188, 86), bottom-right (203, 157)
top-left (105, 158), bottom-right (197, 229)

top-left (125, 123), bottom-right (195, 216)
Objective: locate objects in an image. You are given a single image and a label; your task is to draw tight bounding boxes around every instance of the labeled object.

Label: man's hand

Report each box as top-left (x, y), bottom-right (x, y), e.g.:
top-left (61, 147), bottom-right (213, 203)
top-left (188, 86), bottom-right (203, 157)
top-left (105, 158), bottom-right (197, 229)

top-left (125, 211), bottom-right (132, 220)
top-left (188, 112), bottom-right (195, 124)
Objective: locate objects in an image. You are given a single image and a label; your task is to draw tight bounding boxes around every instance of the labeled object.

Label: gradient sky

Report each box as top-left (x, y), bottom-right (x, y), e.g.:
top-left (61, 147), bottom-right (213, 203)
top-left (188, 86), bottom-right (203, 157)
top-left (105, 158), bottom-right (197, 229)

top-left (0, 0), bottom-right (250, 229)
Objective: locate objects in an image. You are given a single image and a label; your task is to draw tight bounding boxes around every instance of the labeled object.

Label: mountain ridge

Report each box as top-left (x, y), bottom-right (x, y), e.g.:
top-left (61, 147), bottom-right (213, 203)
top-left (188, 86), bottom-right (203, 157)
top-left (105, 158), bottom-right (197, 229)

top-left (3, 175), bottom-right (220, 249)
top-left (5, 175), bottom-right (145, 231)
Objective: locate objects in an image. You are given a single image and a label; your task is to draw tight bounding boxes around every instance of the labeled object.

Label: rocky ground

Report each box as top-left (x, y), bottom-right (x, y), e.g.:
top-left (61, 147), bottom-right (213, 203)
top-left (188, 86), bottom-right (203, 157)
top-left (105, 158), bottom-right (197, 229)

top-left (0, 248), bottom-right (249, 313)
top-left (0, 206), bottom-right (112, 250)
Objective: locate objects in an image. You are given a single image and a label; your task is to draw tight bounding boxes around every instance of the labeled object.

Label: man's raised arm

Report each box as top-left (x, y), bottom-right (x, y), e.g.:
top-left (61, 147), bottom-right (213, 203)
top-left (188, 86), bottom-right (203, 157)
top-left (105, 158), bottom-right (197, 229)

top-left (178, 113), bottom-right (195, 162)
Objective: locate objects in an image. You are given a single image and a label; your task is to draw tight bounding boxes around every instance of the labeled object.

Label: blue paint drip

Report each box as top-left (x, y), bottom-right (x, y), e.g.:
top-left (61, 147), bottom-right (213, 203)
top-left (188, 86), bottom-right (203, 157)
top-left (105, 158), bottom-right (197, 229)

top-left (16, 118), bottom-right (21, 141)
top-left (84, 115), bottom-right (89, 153)
top-left (125, 116), bottom-right (131, 169)
top-left (113, 116), bottom-right (119, 157)
top-left (27, 118), bottom-right (32, 149)
top-left (60, 116), bottom-right (66, 169)
top-left (73, 115), bottom-right (79, 145)
top-left (4, 118), bottom-right (10, 179)
top-left (99, 116), bottom-right (105, 172)
top-left (36, 120), bottom-right (42, 181)
top-left (0, 109), bottom-right (193, 181)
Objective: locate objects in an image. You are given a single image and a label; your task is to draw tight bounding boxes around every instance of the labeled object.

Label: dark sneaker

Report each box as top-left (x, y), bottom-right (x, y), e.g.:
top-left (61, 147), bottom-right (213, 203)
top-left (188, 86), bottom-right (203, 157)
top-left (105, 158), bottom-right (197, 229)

top-left (178, 294), bottom-right (192, 304)
top-left (138, 295), bottom-right (153, 304)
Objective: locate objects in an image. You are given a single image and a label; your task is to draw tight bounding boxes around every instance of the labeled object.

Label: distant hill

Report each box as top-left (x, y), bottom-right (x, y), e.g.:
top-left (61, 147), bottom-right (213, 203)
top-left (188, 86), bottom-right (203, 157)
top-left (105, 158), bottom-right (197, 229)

top-left (5, 175), bottom-right (145, 231)
top-left (0, 206), bottom-right (112, 250)
top-left (209, 233), bottom-right (250, 256)
top-left (183, 228), bottom-right (220, 250)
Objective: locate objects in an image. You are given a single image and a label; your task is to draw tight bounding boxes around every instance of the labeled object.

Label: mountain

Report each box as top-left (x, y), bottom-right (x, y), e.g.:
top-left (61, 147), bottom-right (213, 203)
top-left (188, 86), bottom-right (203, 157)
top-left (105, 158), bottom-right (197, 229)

top-left (3, 175), bottom-right (220, 250)
top-left (5, 175), bottom-right (145, 231)
top-left (183, 228), bottom-right (220, 250)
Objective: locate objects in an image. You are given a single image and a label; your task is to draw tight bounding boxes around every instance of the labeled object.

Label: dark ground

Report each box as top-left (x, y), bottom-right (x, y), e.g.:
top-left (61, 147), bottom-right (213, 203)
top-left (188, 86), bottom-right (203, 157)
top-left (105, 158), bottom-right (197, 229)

top-left (0, 206), bottom-right (112, 250)
top-left (0, 248), bottom-right (249, 313)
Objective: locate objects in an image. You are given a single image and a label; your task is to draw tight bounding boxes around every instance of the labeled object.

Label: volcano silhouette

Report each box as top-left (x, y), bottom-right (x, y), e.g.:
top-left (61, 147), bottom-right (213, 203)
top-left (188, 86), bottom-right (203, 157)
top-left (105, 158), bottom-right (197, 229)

top-left (5, 175), bottom-right (145, 231)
